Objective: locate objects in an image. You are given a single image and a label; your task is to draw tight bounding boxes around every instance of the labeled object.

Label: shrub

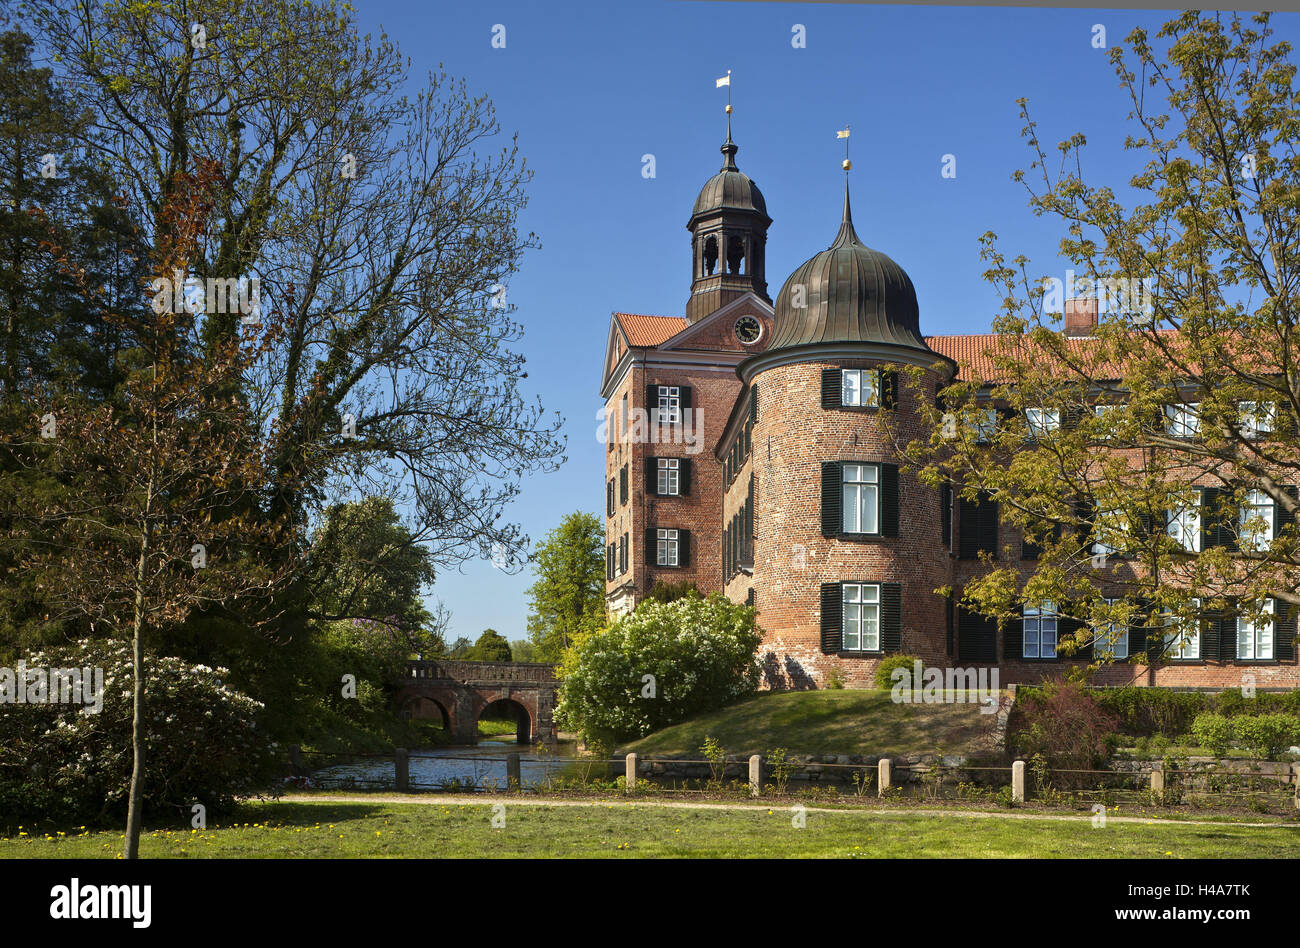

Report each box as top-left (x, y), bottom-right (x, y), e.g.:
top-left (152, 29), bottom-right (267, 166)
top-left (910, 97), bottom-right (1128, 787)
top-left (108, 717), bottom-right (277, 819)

top-left (554, 592), bottom-right (762, 744)
top-left (874, 655), bottom-right (920, 691)
top-left (1008, 677), bottom-right (1119, 775)
top-left (1232, 714), bottom-right (1300, 759)
top-left (1092, 687), bottom-right (1207, 737)
top-left (1190, 713), bottom-right (1234, 757)
top-left (825, 666), bottom-right (845, 690)
top-left (0, 639), bottom-right (277, 824)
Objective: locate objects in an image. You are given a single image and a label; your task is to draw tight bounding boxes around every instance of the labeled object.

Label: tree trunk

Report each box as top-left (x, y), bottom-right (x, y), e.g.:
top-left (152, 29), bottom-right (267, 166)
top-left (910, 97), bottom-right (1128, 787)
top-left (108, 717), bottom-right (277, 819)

top-left (123, 536), bottom-right (148, 859)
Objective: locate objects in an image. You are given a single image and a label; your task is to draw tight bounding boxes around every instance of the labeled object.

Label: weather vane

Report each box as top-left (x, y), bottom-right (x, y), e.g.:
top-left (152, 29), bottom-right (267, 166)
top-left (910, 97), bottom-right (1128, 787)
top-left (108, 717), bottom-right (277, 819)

top-left (838, 125), bottom-right (851, 171)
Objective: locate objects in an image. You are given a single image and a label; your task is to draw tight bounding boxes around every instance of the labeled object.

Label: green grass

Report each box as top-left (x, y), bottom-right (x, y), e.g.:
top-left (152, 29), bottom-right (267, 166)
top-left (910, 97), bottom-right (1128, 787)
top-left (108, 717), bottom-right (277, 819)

top-left (2, 799), bottom-right (1296, 858)
top-left (477, 719), bottom-right (520, 738)
top-left (622, 689), bottom-right (1000, 757)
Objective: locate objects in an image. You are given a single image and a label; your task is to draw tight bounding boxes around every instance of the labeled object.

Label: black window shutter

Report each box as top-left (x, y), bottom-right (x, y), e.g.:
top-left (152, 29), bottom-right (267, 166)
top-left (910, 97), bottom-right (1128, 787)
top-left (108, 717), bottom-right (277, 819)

top-left (821, 368), bottom-right (841, 409)
top-left (821, 462), bottom-right (842, 537)
top-left (749, 384), bottom-right (758, 424)
top-left (940, 484), bottom-right (952, 545)
top-left (979, 495), bottom-right (999, 555)
top-left (820, 583), bottom-right (843, 654)
top-left (1022, 531), bottom-right (1043, 560)
top-left (1063, 406), bottom-right (1083, 430)
top-left (644, 458), bottom-right (656, 496)
top-left (1201, 487), bottom-right (1226, 549)
top-left (746, 587), bottom-right (755, 608)
top-left (1129, 603), bottom-right (1149, 659)
top-left (881, 464), bottom-right (900, 537)
top-left (747, 476), bottom-right (755, 536)
top-left (1063, 613), bottom-right (1089, 660)
top-left (606, 545), bottom-right (614, 581)
top-left (881, 370), bottom-right (898, 409)
top-left (678, 529), bottom-right (690, 567)
top-left (1004, 613), bottom-right (1024, 661)
top-left (679, 459), bottom-right (691, 496)
top-left (957, 496), bottom-right (978, 559)
top-left (646, 384), bottom-right (658, 425)
top-left (645, 528), bottom-right (655, 565)
top-left (680, 386), bottom-right (692, 419)
top-left (1276, 486), bottom-right (1299, 541)
top-left (1277, 601), bottom-right (1296, 662)
top-left (620, 464), bottom-right (629, 504)
top-left (881, 583), bottom-right (902, 652)
top-left (1210, 604), bottom-right (1230, 661)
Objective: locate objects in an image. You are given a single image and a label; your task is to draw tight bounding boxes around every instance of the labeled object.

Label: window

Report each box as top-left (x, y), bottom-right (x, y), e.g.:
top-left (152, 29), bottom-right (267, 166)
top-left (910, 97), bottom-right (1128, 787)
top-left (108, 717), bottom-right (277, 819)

top-left (656, 528), bottom-right (680, 567)
top-left (1165, 599), bottom-right (1201, 660)
top-left (657, 385), bottom-right (681, 425)
top-left (957, 492), bottom-right (998, 558)
top-left (841, 463), bottom-right (880, 534)
top-left (1023, 601), bottom-right (1059, 659)
top-left (619, 464), bottom-right (628, 505)
top-left (972, 407), bottom-right (998, 443)
top-left (618, 533), bottom-right (627, 575)
top-left (606, 479), bottom-right (615, 517)
top-left (841, 369), bottom-right (880, 408)
top-left (1094, 598), bottom-right (1128, 659)
top-left (842, 583), bottom-right (880, 651)
top-left (1238, 401), bottom-right (1276, 439)
top-left (1165, 402), bottom-right (1201, 439)
top-left (606, 543), bottom-right (615, 581)
top-left (1093, 507), bottom-right (1129, 557)
top-left (1239, 489), bottom-right (1275, 552)
top-left (657, 458), bottom-right (680, 496)
top-left (1025, 407), bottom-right (1060, 439)
top-left (1238, 600), bottom-right (1275, 660)
top-left (1167, 491), bottom-right (1202, 552)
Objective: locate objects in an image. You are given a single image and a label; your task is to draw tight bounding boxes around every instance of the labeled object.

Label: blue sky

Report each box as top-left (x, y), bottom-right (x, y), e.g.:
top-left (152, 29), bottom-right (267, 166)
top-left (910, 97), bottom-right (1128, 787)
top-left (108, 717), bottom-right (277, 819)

top-left (351, 2), bottom-right (1297, 645)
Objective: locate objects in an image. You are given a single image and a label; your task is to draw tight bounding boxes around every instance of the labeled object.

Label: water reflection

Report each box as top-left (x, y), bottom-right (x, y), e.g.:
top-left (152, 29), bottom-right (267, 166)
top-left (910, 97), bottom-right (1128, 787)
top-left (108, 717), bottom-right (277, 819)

top-left (310, 741), bottom-right (579, 791)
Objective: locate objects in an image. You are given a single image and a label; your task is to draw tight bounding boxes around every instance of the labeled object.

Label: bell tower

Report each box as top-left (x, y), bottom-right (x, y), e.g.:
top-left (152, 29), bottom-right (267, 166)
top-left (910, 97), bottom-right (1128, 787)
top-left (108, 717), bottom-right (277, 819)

top-left (685, 116), bottom-right (772, 324)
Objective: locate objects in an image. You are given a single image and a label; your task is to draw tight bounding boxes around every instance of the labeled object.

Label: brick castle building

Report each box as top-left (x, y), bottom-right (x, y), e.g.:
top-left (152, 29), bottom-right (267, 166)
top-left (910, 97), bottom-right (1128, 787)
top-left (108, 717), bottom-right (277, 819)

top-left (599, 124), bottom-right (1298, 691)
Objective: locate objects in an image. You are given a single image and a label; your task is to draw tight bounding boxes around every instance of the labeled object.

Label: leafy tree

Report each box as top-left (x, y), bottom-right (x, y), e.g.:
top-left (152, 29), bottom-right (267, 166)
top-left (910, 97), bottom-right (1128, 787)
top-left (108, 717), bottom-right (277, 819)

top-left (446, 636), bottom-right (472, 659)
top-left (906, 12), bottom-right (1300, 666)
top-left (554, 592), bottom-right (762, 745)
top-left (509, 638), bottom-right (538, 662)
top-left (466, 628), bottom-right (512, 662)
top-left (525, 511), bottom-right (605, 661)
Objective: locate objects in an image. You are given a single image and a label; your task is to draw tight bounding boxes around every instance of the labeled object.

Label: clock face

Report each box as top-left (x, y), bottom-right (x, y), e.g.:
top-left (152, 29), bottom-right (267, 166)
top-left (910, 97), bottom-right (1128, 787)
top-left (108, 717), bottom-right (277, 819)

top-left (734, 315), bottom-right (762, 344)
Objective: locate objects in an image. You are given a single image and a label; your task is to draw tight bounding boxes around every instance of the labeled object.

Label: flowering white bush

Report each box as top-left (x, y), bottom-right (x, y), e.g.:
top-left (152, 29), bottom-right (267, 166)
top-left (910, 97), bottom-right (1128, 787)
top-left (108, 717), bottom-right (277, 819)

top-left (0, 640), bottom-right (277, 822)
top-left (555, 592), bottom-right (761, 744)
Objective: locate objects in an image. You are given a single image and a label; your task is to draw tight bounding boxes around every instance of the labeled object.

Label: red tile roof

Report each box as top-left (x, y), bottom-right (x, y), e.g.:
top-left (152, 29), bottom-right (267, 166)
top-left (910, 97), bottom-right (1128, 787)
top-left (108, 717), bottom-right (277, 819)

top-left (615, 312), bottom-right (686, 347)
top-left (926, 330), bottom-right (1184, 383)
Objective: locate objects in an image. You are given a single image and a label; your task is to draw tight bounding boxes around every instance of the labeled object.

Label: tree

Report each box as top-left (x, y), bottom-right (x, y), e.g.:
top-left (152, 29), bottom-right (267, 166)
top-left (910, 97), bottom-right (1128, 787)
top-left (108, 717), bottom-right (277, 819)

top-left (510, 638), bottom-right (538, 662)
top-left (1, 162), bottom-right (300, 858)
top-left (28, 0), bottom-right (566, 574)
top-left (466, 628), bottom-right (512, 662)
top-left (554, 592), bottom-right (762, 745)
top-left (904, 12), bottom-right (1300, 668)
top-left (525, 512), bottom-right (605, 661)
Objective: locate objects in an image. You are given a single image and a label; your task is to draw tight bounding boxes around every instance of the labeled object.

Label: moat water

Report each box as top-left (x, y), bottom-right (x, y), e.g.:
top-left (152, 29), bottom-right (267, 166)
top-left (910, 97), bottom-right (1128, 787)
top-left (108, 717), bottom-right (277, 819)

top-left (309, 741), bottom-right (579, 791)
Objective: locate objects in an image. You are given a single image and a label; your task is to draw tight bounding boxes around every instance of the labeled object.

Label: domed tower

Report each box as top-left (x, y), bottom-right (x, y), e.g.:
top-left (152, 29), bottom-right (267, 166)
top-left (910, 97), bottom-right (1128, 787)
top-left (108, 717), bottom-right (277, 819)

top-left (685, 118), bottom-right (772, 323)
top-left (737, 180), bottom-right (957, 688)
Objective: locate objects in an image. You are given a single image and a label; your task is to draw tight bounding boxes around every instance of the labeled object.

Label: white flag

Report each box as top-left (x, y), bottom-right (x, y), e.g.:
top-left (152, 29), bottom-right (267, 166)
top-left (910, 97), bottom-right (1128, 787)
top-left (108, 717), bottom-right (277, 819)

top-left (716, 74), bottom-right (731, 88)
top-left (836, 127), bottom-right (850, 139)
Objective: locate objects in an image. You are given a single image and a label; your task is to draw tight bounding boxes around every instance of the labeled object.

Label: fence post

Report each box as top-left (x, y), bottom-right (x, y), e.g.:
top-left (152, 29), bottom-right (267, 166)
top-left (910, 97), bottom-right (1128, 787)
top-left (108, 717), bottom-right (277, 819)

top-left (1293, 763), bottom-right (1300, 810)
top-left (625, 753), bottom-right (637, 792)
top-left (1150, 766), bottom-right (1164, 795)
top-left (878, 758), bottom-right (891, 797)
top-left (749, 755), bottom-right (762, 797)
top-left (1011, 759), bottom-right (1025, 803)
top-left (507, 752), bottom-right (521, 790)
top-left (395, 748), bottom-right (409, 792)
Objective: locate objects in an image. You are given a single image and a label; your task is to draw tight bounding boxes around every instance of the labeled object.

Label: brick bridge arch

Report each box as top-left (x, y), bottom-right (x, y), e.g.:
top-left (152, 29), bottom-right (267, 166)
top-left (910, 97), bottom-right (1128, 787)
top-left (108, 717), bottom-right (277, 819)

top-left (394, 660), bottom-right (558, 745)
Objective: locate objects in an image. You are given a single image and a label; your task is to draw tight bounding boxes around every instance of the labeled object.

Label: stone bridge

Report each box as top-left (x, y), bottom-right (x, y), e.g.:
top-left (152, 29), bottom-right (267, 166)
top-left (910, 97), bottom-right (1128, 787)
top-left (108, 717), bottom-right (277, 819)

top-left (394, 659), bottom-right (558, 745)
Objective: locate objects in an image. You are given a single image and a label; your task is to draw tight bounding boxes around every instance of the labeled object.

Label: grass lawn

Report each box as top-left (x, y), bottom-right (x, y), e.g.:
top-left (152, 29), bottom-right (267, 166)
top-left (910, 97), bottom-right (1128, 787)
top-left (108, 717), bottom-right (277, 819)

top-left (622, 689), bottom-right (999, 758)
top-left (3, 798), bottom-right (1296, 858)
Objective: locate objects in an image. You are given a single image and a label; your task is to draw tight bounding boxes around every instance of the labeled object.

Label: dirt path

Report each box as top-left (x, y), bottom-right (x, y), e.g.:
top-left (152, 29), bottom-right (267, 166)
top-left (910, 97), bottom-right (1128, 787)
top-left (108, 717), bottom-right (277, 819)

top-left (277, 793), bottom-right (1298, 829)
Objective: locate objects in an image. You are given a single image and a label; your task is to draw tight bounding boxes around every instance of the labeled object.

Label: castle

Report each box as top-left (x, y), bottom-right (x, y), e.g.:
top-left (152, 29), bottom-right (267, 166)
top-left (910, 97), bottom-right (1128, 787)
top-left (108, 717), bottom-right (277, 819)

top-left (598, 122), bottom-right (1297, 691)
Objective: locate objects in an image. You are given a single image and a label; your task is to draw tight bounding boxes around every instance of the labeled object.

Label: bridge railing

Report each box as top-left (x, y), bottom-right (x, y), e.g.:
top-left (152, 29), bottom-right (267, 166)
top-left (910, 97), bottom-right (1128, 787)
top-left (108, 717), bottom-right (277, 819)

top-left (404, 659), bottom-right (557, 683)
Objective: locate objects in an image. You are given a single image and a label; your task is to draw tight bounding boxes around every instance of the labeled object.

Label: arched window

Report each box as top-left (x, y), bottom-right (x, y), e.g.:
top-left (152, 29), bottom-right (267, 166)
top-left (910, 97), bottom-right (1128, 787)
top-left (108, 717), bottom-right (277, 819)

top-left (726, 235), bottom-right (745, 275)
top-left (703, 235), bottom-right (719, 276)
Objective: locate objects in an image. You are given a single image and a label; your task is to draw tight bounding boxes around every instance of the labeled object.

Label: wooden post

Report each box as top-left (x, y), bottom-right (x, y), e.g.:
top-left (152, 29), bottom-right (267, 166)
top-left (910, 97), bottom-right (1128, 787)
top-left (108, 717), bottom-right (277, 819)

top-left (1292, 763), bottom-right (1299, 810)
top-left (1011, 759), bottom-right (1025, 803)
top-left (1150, 767), bottom-right (1164, 794)
top-left (878, 758), bottom-right (891, 797)
top-left (749, 755), bottom-right (762, 797)
top-left (394, 748), bottom-right (409, 792)
top-left (507, 752), bottom-right (521, 790)
top-left (625, 753), bottom-right (637, 792)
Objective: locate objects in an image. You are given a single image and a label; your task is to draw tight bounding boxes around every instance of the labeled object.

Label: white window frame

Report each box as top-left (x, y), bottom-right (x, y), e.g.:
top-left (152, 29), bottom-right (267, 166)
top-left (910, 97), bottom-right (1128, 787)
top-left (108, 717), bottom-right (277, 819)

top-left (657, 458), bottom-right (680, 496)
top-left (842, 583), bottom-right (881, 651)
top-left (1095, 597), bottom-right (1128, 659)
top-left (1165, 598), bottom-right (1201, 660)
top-left (841, 463), bottom-right (880, 535)
top-left (1166, 490), bottom-right (1202, 552)
top-left (1237, 599), bottom-right (1275, 661)
top-left (1025, 407), bottom-right (1061, 439)
top-left (1023, 601), bottom-right (1059, 659)
top-left (656, 528), bottom-right (680, 567)
top-left (840, 369), bottom-right (880, 408)
top-left (1238, 401), bottom-right (1276, 440)
top-left (1093, 507), bottom-right (1129, 557)
top-left (657, 385), bottom-right (681, 425)
top-left (1165, 402), bottom-right (1201, 439)
top-left (1239, 488), bottom-right (1275, 552)
top-left (1093, 404), bottom-right (1118, 440)
top-left (972, 407), bottom-right (998, 444)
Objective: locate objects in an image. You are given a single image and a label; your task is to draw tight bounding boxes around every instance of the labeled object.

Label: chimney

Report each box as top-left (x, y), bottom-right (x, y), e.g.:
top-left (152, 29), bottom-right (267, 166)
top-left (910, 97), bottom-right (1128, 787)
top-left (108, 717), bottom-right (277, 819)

top-left (1063, 297), bottom-right (1098, 337)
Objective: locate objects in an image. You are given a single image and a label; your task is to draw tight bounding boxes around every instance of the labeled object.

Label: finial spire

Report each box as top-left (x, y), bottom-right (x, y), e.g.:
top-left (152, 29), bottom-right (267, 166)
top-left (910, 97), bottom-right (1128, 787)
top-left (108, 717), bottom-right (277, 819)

top-left (833, 126), bottom-right (860, 247)
top-left (717, 71), bottom-right (737, 171)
